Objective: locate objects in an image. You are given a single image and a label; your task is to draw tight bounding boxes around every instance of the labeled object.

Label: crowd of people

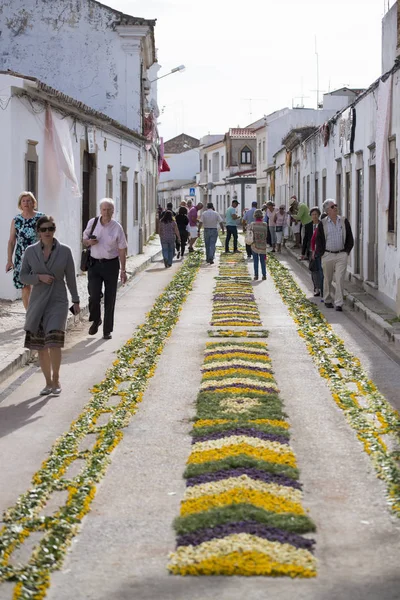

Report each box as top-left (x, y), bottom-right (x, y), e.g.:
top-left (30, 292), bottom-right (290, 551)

top-left (4, 190), bottom-right (353, 396)
top-left (241, 195), bottom-right (354, 307)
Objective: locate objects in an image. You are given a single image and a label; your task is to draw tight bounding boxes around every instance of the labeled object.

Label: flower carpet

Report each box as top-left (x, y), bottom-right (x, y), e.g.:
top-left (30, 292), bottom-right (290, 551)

top-left (211, 254), bottom-right (262, 327)
top-left (168, 252), bottom-right (317, 577)
top-left (267, 255), bottom-right (400, 517)
top-left (0, 251), bottom-right (202, 600)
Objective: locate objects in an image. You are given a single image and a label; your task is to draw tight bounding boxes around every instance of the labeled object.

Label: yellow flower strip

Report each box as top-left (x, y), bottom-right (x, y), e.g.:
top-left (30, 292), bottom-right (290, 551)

top-left (169, 534), bottom-right (315, 572)
top-left (204, 352), bottom-right (271, 363)
top-left (192, 435), bottom-right (289, 454)
top-left (183, 476), bottom-right (302, 503)
top-left (188, 443), bottom-right (297, 468)
top-left (180, 489), bottom-right (305, 517)
top-left (202, 368), bottom-right (274, 380)
top-left (168, 551), bottom-right (316, 577)
top-left (193, 418), bottom-right (289, 430)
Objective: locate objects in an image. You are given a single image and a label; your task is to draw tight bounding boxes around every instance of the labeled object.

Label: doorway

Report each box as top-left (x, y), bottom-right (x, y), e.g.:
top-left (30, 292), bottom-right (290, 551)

top-left (355, 168), bottom-right (363, 276)
top-left (367, 165), bottom-right (378, 284)
top-left (82, 150), bottom-right (96, 231)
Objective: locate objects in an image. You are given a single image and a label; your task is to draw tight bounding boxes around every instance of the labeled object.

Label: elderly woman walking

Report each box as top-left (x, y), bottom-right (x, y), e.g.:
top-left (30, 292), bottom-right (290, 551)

top-left (248, 209), bottom-right (268, 280)
top-left (5, 191), bottom-right (43, 309)
top-left (159, 210), bottom-right (181, 268)
top-left (20, 215), bottom-right (80, 395)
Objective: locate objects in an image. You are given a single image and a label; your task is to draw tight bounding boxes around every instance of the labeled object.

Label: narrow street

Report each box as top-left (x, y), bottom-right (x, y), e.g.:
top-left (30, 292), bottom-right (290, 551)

top-left (0, 246), bottom-right (399, 600)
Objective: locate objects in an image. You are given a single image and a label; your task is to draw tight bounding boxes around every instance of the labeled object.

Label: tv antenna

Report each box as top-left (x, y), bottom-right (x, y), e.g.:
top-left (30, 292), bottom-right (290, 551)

top-left (243, 98), bottom-right (268, 120)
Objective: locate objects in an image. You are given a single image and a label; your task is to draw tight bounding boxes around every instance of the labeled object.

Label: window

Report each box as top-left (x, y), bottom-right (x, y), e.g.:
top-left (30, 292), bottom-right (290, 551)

top-left (257, 188), bottom-right (261, 204)
top-left (25, 140), bottom-right (39, 199)
top-left (241, 146), bottom-right (252, 164)
top-left (388, 139), bottom-right (397, 234)
top-left (120, 167), bottom-right (129, 238)
top-left (306, 176), bottom-right (310, 205)
top-left (200, 159), bottom-right (202, 172)
top-left (106, 165), bottom-right (113, 198)
top-left (221, 155), bottom-right (224, 170)
top-left (388, 159), bottom-right (396, 232)
top-left (134, 172), bottom-right (139, 222)
top-left (208, 159), bottom-right (211, 173)
top-left (27, 161), bottom-right (37, 197)
top-left (258, 142), bottom-right (261, 163)
top-left (204, 154), bottom-right (207, 171)
top-left (262, 140), bottom-right (265, 162)
top-left (314, 176), bottom-right (319, 206)
top-left (336, 172), bottom-right (342, 213)
top-left (262, 186), bottom-right (266, 203)
top-left (322, 175), bottom-right (327, 202)
top-left (297, 172), bottom-right (300, 203)
top-left (345, 171), bottom-right (351, 220)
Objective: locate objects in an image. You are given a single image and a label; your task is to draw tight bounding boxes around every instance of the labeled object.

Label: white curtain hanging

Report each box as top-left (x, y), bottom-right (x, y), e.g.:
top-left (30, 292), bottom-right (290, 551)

top-left (376, 74), bottom-right (393, 211)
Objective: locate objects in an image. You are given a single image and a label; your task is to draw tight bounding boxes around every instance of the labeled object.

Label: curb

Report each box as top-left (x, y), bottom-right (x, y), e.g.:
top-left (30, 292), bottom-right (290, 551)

top-left (284, 245), bottom-right (400, 352)
top-left (0, 249), bottom-right (163, 386)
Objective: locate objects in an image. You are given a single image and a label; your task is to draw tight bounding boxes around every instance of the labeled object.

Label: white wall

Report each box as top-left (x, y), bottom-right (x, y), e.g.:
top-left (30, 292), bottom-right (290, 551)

top-left (272, 69), bottom-right (400, 313)
top-left (0, 0), bottom-right (154, 132)
top-left (382, 2), bottom-right (399, 74)
top-left (0, 74), bottom-right (152, 300)
top-left (159, 149), bottom-right (199, 183)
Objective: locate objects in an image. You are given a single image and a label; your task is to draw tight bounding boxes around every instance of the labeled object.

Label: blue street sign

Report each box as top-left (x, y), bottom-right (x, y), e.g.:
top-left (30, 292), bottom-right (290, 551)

top-left (189, 188), bottom-right (195, 196)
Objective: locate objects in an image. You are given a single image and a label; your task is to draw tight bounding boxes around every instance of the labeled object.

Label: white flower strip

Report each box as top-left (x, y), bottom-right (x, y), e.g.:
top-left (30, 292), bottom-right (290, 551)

top-left (220, 397), bottom-right (262, 413)
top-left (168, 533), bottom-right (316, 570)
top-left (202, 360), bottom-right (271, 371)
top-left (192, 435), bottom-right (293, 456)
top-left (183, 475), bottom-right (302, 503)
top-left (200, 378), bottom-right (278, 391)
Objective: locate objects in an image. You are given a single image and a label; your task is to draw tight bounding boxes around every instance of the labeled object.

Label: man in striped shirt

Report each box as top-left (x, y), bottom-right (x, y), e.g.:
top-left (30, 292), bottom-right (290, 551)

top-left (315, 199), bottom-right (354, 311)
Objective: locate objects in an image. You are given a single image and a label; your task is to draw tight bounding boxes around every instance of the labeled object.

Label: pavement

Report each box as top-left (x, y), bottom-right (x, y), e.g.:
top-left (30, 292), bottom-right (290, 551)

top-left (1, 239), bottom-right (400, 599)
top-left (284, 242), bottom-right (400, 354)
top-left (0, 238), bottom-right (162, 385)
top-left (42, 248), bottom-right (400, 600)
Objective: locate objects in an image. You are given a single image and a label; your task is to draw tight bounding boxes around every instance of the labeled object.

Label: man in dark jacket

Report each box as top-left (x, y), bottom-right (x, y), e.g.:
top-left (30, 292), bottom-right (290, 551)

top-left (315, 199), bottom-right (354, 311)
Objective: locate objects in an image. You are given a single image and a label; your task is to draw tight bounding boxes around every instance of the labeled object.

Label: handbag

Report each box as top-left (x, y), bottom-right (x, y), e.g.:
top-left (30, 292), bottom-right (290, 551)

top-left (80, 217), bottom-right (99, 272)
top-left (245, 224), bottom-right (254, 245)
top-left (309, 258), bottom-right (319, 272)
top-left (275, 226), bottom-right (283, 232)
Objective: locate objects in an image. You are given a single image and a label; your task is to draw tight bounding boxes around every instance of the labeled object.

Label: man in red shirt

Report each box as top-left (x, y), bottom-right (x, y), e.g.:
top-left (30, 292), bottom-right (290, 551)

top-left (187, 202), bottom-right (203, 252)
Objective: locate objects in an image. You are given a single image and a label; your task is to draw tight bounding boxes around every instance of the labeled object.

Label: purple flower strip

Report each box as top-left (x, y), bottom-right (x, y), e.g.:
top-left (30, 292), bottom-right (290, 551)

top-left (202, 364), bottom-right (272, 374)
top-left (204, 349), bottom-right (268, 356)
top-left (176, 521), bottom-right (315, 551)
top-left (186, 467), bottom-right (300, 490)
top-left (192, 428), bottom-right (289, 446)
top-left (202, 383), bottom-right (277, 393)
top-left (213, 295), bottom-right (255, 301)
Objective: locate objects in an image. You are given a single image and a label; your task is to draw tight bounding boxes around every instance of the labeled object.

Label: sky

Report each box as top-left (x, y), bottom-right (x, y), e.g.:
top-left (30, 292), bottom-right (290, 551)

top-left (105, 0), bottom-right (394, 142)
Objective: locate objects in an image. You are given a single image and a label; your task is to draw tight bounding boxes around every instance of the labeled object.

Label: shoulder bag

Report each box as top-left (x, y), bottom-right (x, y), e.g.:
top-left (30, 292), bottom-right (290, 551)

top-left (245, 223), bottom-right (254, 245)
top-left (80, 217), bottom-right (99, 272)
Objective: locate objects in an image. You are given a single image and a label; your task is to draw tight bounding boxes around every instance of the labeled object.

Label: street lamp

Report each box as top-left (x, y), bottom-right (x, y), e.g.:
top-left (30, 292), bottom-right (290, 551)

top-left (150, 65), bottom-right (186, 83)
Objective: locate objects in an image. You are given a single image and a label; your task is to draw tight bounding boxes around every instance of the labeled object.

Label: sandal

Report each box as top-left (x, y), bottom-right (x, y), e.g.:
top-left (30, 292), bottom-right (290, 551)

top-left (40, 386), bottom-right (52, 396)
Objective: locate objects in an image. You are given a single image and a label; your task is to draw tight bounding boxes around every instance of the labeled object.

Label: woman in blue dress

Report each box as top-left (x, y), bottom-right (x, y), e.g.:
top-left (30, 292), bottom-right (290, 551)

top-left (6, 192), bottom-right (43, 309)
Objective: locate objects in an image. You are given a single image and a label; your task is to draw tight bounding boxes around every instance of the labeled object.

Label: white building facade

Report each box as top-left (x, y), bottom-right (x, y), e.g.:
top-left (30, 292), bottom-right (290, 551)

top-left (0, 0), bottom-right (156, 133)
top-left (0, 73), bottom-right (157, 300)
top-left (198, 130), bottom-right (257, 217)
top-left (268, 1), bottom-right (400, 314)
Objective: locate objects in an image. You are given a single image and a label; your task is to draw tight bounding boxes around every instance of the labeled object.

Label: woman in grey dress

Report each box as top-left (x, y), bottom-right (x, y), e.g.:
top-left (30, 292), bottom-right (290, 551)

top-left (20, 216), bottom-right (80, 395)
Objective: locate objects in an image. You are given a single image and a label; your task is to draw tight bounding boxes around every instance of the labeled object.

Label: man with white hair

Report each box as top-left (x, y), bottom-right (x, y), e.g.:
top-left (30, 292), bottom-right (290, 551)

top-left (83, 199), bottom-right (128, 339)
top-left (315, 199), bottom-right (354, 311)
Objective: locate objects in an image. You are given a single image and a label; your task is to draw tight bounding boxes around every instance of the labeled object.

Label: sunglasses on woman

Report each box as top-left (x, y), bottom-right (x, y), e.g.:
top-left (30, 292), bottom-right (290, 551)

top-left (39, 226), bottom-right (56, 232)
